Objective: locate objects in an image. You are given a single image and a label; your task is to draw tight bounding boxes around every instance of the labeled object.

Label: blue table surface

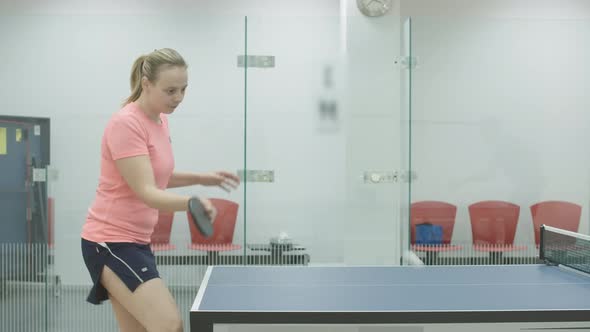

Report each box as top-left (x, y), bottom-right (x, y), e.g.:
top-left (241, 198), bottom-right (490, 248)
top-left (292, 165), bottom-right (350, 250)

top-left (193, 265), bottom-right (590, 312)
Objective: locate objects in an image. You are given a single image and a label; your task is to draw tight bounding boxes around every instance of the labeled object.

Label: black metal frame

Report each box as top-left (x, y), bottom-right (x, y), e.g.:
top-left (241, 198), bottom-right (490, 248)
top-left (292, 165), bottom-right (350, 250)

top-left (540, 224), bottom-right (547, 262)
top-left (190, 309), bottom-right (590, 332)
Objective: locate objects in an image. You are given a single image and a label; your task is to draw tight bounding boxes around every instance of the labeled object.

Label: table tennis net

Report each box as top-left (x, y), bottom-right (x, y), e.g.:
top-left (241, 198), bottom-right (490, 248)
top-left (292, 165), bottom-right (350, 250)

top-left (540, 225), bottom-right (590, 274)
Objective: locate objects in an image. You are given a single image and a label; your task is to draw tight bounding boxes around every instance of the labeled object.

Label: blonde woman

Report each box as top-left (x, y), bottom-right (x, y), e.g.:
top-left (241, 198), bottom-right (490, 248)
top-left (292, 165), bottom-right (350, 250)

top-left (81, 48), bottom-right (239, 332)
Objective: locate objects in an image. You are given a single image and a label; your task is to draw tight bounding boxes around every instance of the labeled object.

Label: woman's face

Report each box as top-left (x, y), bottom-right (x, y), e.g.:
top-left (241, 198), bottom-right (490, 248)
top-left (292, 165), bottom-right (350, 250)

top-left (143, 65), bottom-right (188, 115)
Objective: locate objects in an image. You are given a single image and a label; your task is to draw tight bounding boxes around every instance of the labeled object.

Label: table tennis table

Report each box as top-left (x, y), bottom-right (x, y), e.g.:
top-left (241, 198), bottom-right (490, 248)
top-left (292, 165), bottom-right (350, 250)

top-left (190, 226), bottom-right (590, 331)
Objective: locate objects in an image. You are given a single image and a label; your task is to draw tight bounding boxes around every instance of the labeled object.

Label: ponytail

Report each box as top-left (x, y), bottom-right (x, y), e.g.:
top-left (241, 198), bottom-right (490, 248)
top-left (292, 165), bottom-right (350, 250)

top-left (124, 55), bottom-right (147, 105)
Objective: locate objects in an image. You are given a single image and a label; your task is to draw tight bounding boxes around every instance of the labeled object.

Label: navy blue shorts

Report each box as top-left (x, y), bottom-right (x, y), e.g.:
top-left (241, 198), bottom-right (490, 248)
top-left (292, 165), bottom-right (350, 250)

top-left (81, 238), bottom-right (160, 305)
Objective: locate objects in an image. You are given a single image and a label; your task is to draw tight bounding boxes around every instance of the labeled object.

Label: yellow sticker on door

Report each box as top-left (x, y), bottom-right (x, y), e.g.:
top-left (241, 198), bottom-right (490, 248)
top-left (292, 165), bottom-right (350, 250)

top-left (0, 127), bottom-right (6, 155)
top-left (16, 128), bottom-right (22, 142)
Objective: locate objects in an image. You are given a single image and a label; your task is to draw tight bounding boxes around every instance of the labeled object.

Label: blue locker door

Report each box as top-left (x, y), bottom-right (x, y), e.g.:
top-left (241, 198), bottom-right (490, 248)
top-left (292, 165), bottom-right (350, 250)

top-left (0, 121), bottom-right (35, 244)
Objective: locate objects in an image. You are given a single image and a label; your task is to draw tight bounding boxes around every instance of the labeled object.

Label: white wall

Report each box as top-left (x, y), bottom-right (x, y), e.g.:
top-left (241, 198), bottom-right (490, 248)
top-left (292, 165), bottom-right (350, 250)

top-left (2, 0), bottom-right (590, 286)
top-left (402, 0), bottom-right (590, 18)
top-left (401, 1), bottom-right (590, 245)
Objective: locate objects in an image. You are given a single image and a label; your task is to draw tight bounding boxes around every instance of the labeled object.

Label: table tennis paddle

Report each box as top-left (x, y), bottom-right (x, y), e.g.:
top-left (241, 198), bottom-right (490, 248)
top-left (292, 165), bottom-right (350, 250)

top-left (188, 197), bottom-right (214, 238)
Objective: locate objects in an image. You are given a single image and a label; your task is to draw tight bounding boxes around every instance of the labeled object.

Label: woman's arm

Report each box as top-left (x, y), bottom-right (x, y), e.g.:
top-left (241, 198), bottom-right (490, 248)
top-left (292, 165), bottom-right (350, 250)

top-left (166, 172), bottom-right (202, 188)
top-left (115, 155), bottom-right (192, 212)
top-left (167, 171), bottom-right (240, 191)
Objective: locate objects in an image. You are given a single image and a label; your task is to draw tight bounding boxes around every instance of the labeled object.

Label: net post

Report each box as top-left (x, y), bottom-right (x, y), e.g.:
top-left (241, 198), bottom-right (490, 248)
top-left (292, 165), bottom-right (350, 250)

top-left (539, 224), bottom-right (546, 261)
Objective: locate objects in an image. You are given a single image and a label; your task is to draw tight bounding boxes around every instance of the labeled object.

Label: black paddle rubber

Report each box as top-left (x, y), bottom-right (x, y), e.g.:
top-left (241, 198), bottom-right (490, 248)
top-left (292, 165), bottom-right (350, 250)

top-left (187, 197), bottom-right (213, 238)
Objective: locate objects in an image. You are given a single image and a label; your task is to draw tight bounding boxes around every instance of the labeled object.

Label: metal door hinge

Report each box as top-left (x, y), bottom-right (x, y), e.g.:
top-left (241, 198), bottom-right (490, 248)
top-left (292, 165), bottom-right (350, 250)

top-left (237, 55), bottom-right (275, 68)
top-left (238, 169), bottom-right (275, 183)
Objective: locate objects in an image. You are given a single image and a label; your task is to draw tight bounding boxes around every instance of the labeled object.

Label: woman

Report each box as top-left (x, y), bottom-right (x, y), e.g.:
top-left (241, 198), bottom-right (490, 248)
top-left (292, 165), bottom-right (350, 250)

top-left (81, 48), bottom-right (239, 332)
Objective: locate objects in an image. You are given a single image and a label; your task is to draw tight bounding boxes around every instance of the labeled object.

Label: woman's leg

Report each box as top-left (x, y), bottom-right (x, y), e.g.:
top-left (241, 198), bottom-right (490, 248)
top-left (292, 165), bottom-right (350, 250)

top-left (110, 294), bottom-right (147, 332)
top-left (101, 265), bottom-right (183, 332)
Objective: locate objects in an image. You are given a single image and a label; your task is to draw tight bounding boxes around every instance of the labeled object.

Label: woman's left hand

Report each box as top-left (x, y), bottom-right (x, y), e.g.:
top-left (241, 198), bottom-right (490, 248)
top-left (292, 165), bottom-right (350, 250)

top-left (200, 171), bottom-right (240, 192)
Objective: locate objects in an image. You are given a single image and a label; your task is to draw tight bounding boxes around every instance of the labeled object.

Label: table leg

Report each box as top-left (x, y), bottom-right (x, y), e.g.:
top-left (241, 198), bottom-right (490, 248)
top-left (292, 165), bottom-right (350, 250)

top-left (190, 321), bottom-right (213, 332)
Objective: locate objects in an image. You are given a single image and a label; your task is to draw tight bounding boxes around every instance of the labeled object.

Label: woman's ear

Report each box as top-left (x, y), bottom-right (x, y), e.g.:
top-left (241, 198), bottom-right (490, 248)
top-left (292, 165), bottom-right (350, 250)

top-left (141, 76), bottom-right (151, 92)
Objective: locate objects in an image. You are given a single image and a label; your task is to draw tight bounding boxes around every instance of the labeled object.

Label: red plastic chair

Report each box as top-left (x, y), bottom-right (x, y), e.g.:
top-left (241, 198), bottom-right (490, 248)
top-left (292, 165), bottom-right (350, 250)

top-left (530, 200), bottom-right (581, 246)
top-left (468, 200), bottom-right (526, 253)
top-left (150, 211), bottom-right (176, 251)
top-left (411, 201), bottom-right (458, 245)
top-left (410, 201), bottom-right (461, 263)
top-left (187, 198), bottom-right (241, 253)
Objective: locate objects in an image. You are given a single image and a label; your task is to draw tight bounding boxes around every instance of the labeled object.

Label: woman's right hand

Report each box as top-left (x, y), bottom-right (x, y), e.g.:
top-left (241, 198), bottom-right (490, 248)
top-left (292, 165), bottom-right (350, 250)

top-left (199, 197), bottom-right (217, 222)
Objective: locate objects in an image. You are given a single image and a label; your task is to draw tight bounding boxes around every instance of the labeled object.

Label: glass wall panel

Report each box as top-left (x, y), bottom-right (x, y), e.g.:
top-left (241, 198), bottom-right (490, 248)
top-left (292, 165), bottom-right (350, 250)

top-left (0, 13), bottom-right (247, 331)
top-left (244, 14), bottom-right (401, 266)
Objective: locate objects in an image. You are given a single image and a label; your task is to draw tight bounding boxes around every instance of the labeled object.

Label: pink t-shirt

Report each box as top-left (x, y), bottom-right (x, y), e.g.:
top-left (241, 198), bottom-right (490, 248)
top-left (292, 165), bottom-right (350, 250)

top-left (81, 102), bottom-right (175, 244)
